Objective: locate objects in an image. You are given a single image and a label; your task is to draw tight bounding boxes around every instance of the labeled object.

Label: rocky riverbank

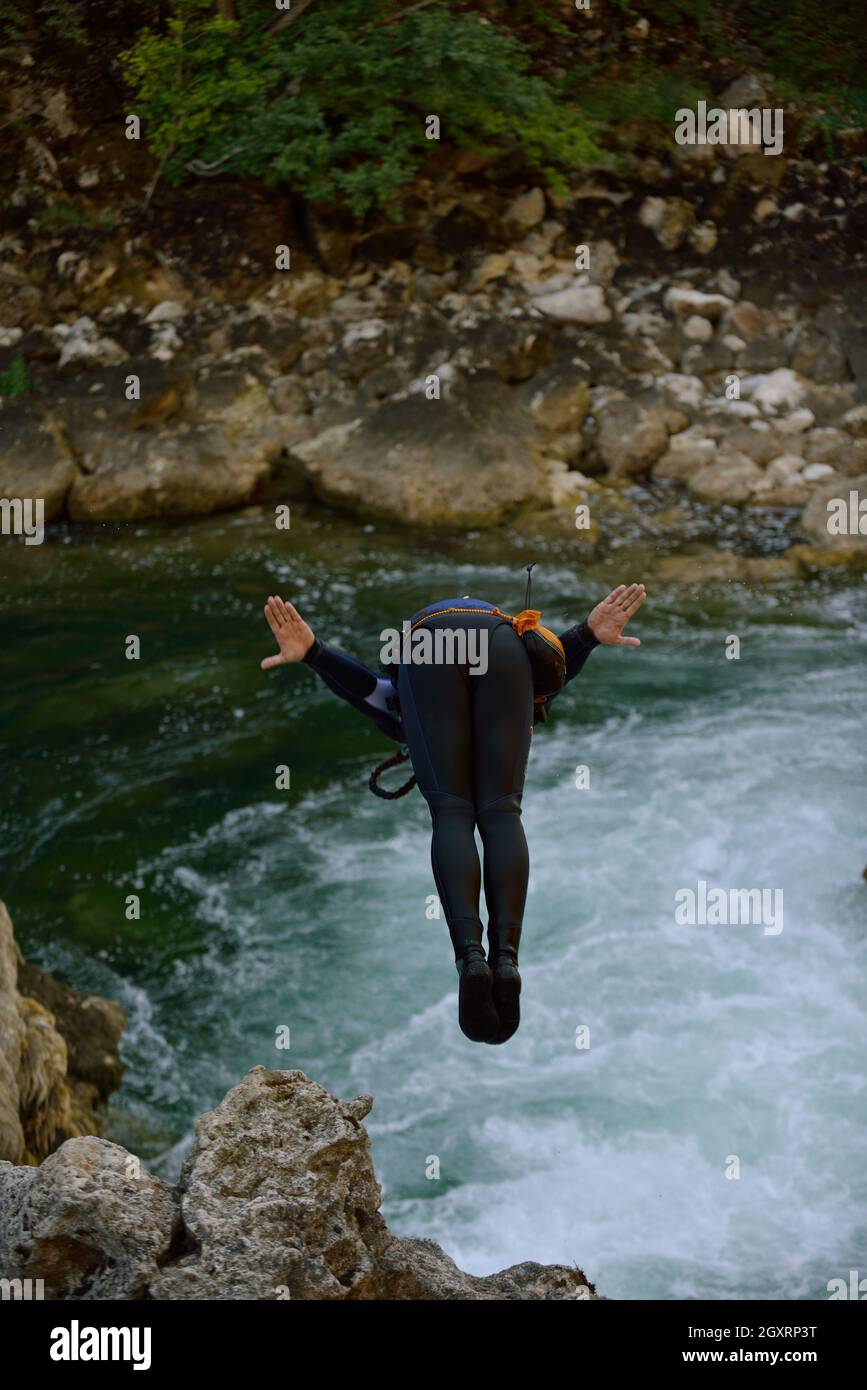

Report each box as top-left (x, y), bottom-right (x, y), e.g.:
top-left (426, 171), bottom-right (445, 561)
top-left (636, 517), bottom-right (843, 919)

top-left (2, 68), bottom-right (867, 576)
top-left (0, 902), bottom-right (596, 1299)
top-left (0, 901), bottom-right (125, 1166)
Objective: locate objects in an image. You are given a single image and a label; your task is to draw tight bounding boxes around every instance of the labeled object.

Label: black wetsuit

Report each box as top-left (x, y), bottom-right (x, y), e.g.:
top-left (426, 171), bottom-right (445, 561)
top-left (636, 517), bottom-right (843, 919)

top-left (302, 596), bottom-right (598, 958)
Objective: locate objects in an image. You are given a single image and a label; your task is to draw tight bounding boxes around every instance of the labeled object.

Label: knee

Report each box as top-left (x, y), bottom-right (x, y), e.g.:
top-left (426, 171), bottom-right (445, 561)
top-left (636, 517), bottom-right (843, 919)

top-left (426, 791), bottom-right (476, 829)
top-left (476, 792), bottom-right (522, 840)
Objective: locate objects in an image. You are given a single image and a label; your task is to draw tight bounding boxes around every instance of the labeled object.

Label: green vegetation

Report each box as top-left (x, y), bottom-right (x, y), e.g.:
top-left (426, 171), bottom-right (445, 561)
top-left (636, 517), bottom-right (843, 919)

top-left (575, 67), bottom-right (707, 144)
top-left (0, 351), bottom-right (30, 398)
top-left (0, 0), bottom-right (90, 45)
top-left (119, 0), bottom-right (866, 216)
top-left (121, 0), bottom-right (602, 217)
top-left (795, 90), bottom-right (867, 159)
top-left (741, 0), bottom-right (866, 92)
top-left (34, 203), bottom-right (120, 231)
top-left (5, 2), bottom-right (864, 218)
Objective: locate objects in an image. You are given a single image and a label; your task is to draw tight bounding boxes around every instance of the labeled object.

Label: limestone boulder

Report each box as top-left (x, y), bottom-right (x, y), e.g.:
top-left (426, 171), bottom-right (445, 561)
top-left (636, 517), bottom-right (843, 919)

top-left (290, 375), bottom-right (544, 527)
top-left (595, 395), bottom-right (682, 478)
top-left (0, 1137), bottom-right (177, 1299)
top-left (687, 452), bottom-right (764, 504)
top-left (68, 426), bottom-right (272, 522)
top-left (0, 406), bottom-right (78, 523)
top-left (0, 1061), bottom-right (599, 1301)
top-left (801, 473), bottom-right (867, 548)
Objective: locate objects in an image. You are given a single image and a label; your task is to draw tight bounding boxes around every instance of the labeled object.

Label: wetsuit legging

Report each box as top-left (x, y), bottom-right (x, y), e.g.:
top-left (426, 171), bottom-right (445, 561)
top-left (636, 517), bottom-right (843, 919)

top-left (301, 596), bottom-right (599, 953)
top-left (397, 611), bottom-right (532, 955)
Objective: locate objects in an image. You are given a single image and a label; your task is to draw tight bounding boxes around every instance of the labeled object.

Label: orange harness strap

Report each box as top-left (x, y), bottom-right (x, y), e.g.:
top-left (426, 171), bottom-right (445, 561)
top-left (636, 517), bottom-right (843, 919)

top-left (408, 606), bottom-right (564, 652)
top-left (406, 606), bottom-right (510, 633)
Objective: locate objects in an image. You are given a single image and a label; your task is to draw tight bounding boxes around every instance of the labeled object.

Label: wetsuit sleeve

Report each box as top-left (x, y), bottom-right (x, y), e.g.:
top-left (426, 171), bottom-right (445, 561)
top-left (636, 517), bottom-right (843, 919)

top-left (559, 620), bottom-right (600, 686)
top-left (302, 637), bottom-right (405, 745)
top-left (533, 620), bottom-right (599, 724)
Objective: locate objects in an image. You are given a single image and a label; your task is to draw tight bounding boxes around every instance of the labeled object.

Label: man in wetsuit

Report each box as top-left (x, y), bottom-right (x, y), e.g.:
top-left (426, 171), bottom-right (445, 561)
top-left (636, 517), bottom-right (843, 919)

top-left (261, 584), bottom-right (646, 1045)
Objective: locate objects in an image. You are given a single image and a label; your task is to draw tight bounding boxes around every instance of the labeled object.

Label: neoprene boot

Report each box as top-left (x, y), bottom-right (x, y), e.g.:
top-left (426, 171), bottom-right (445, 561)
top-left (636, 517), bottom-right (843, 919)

top-left (486, 925), bottom-right (522, 1044)
top-left (450, 921), bottom-right (498, 1044)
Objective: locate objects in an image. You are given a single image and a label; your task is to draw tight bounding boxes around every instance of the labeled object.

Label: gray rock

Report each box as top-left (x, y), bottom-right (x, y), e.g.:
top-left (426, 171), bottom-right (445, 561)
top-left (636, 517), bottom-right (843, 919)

top-left (716, 75), bottom-right (769, 109)
top-left (805, 427), bottom-right (849, 462)
top-left (683, 315), bottom-right (713, 343)
top-left (0, 1137), bottom-right (177, 1299)
top-left (802, 462), bottom-right (835, 482)
top-left (665, 288), bottom-right (733, 322)
top-left (596, 395), bottom-right (677, 478)
top-left (63, 376), bottom-right (293, 522)
top-left (0, 905), bottom-right (25, 1164)
top-left (144, 301), bottom-right (187, 325)
top-left (789, 325), bottom-right (848, 382)
top-left (802, 381), bottom-right (858, 426)
top-left (68, 427), bottom-right (272, 522)
top-left (689, 221), bottom-right (718, 255)
top-left (741, 369), bottom-right (807, 415)
top-left (801, 473), bottom-right (867, 547)
top-left (765, 454), bottom-right (804, 483)
top-left (749, 481), bottom-right (809, 508)
top-left (724, 301), bottom-right (768, 341)
top-left (740, 336), bottom-right (790, 373)
top-left (151, 1068), bottom-right (386, 1301)
top-left (531, 284), bottom-right (612, 324)
top-left (16, 962), bottom-right (125, 1102)
top-left (503, 187), bottom-right (546, 238)
top-left (461, 317), bottom-right (553, 382)
top-left (680, 338), bottom-right (737, 377)
top-left (376, 1238), bottom-right (595, 1300)
top-left (688, 452), bottom-right (764, 503)
top-left (335, 318), bottom-right (393, 382)
top-left (842, 405), bottom-right (867, 438)
top-left (652, 429), bottom-right (716, 480)
top-left (0, 1064), bottom-right (600, 1301)
top-left (291, 375), bottom-right (543, 527)
top-left (268, 375), bottom-right (310, 416)
top-left (638, 197), bottom-right (696, 251)
top-left (0, 902), bottom-right (125, 1166)
top-left (586, 239), bottom-right (620, 286)
top-left (521, 361), bottom-right (590, 435)
top-left (51, 316), bottom-right (126, 369)
top-left (655, 551), bottom-right (797, 584)
top-left (752, 454), bottom-right (809, 506)
top-left (832, 439), bottom-right (867, 477)
top-left (0, 406), bottom-right (78, 523)
top-left (657, 372), bottom-right (705, 411)
top-left (709, 422), bottom-right (782, 465)
top-left (776, 408), bottom-right (815, 435)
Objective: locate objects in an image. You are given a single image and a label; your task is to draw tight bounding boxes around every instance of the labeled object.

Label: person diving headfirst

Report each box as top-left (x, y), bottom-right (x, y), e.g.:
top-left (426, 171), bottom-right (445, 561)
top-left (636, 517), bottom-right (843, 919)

top-left (261, 583), bottom-right (646, 1045)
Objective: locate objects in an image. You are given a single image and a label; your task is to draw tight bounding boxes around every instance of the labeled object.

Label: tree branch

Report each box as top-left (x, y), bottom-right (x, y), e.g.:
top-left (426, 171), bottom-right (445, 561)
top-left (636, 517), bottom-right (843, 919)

top-left (365, 0), bottom-right (439, 31)
top-left (266, 0), bottom-right (316, 38)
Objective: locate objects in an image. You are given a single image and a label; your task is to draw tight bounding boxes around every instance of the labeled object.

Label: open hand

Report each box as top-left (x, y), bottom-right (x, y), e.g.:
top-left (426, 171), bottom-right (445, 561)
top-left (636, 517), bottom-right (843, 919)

top-left (587, 583), bottom-right (646, 647)
top-left (261, 595), bottom-right (316, 670)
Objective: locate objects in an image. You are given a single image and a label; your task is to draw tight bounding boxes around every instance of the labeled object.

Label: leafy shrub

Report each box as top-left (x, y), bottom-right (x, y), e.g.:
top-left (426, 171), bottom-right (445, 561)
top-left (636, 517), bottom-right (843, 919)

top-left (122, 0), bottom-right (603, 217)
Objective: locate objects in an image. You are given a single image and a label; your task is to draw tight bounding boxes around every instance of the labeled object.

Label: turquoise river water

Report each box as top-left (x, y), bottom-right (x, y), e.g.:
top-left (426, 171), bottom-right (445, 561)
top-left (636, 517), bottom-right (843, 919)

top-left (1, 504), bottom-right (865, 1299)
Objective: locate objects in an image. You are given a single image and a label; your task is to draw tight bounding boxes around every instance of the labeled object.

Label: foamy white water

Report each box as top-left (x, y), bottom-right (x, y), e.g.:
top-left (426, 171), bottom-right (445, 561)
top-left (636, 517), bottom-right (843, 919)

top-left (343, 594), bottom-right (867, 1299)
top-left (7, 519), bottom-right (863, 1300)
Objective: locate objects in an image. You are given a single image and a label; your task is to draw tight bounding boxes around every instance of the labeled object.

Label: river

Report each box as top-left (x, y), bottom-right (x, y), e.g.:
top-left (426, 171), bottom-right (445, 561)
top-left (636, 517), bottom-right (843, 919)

top-left (1, 502), bottom-right (865, 1299)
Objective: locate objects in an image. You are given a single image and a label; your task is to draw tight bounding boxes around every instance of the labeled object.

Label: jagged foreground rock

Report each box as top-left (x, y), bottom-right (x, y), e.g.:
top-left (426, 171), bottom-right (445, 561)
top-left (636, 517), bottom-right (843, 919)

top-left (0, 1066), bottom-right (598, 1301)
top-left (0, 901), bottom-right (125, 1165)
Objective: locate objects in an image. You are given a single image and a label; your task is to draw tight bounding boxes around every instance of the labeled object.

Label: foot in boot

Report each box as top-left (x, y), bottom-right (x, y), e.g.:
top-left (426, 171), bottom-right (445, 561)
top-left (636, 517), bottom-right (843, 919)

top-left (487, 929), bottom-right (522, 1044)
top-left (457, 947), bottom-right (499, 1043)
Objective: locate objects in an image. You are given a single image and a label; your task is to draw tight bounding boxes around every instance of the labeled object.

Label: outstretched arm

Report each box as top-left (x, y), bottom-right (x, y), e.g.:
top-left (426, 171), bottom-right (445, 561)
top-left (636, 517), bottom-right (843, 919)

top-left (261, 595), bottom-right (405, 745)
top-left (558, 582), bottom-right (647, 687)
